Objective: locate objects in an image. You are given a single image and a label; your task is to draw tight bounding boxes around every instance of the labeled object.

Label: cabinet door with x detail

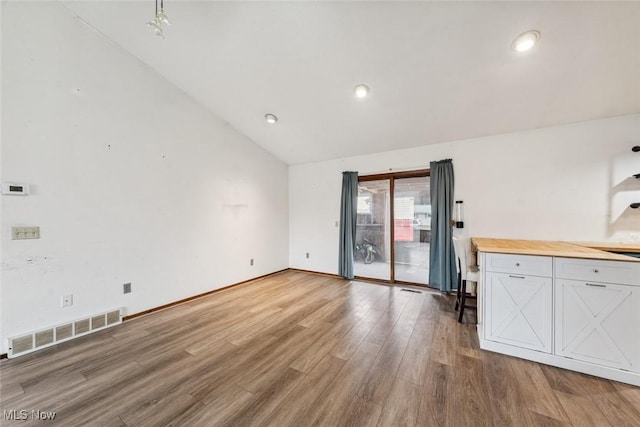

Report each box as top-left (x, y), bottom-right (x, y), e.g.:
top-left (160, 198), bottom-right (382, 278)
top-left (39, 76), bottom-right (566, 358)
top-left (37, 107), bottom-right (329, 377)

top-left (485, 272), bottom-right (553, 353)
top-left (555, 279), bottom-right (640, 372)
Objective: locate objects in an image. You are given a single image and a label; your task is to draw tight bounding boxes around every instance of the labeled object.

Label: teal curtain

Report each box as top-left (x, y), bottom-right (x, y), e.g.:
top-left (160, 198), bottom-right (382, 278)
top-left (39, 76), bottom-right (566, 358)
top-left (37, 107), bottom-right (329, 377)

top-left (338, 171), bottom-right (358, 279)
top-left (429, 160), bottom-right (456, 292)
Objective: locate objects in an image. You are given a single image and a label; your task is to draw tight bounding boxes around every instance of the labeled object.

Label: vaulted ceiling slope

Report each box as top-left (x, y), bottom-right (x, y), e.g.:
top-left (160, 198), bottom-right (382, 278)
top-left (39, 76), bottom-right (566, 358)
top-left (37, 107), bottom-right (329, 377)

top-left (63, 1), bottom-right (640, 165)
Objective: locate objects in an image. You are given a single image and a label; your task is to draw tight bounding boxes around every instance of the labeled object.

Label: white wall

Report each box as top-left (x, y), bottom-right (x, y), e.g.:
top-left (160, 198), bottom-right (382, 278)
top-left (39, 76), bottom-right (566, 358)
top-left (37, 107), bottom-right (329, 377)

top-left (0, 2), bottom-right (289, 353)
top-left (290, 114), bottom-right (640, 274)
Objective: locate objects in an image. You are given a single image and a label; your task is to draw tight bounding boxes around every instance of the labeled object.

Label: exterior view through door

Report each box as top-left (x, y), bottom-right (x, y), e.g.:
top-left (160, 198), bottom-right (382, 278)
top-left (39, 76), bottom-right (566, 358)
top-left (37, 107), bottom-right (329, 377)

top-left (354, 171), bottom-right (430, 285)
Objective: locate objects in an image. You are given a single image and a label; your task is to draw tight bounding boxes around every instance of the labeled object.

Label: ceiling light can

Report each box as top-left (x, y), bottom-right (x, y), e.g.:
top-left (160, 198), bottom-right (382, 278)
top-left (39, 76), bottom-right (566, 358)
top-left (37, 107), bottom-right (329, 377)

top-left (512, 30), bottom-right (540, 52)
top-left (265, 113), bottom-right (278, 124)
top-left (354, 84), bottom-right (370, 99)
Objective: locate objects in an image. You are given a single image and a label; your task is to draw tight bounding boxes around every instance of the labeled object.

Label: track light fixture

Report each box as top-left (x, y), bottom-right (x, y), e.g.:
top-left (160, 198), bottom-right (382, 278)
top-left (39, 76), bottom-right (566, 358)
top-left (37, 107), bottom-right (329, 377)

top-left (147, 0), bottom-right (170, 39)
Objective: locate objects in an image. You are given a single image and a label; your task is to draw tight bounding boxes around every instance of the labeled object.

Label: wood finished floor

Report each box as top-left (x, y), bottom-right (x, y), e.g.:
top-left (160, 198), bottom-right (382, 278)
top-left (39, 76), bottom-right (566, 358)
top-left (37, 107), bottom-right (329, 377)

top-left (1, 270), bottom-right (639, 426)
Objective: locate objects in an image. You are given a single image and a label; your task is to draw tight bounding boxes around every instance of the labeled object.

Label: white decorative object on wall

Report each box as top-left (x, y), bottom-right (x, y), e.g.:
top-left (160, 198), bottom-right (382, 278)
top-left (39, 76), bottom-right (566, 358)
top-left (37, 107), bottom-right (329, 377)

top-left (1, 183), bottom-right (29, 195)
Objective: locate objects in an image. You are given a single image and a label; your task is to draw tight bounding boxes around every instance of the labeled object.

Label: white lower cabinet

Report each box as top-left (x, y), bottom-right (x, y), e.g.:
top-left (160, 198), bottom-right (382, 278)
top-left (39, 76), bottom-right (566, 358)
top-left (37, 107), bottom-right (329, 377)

top-left (555, 279), bottom-right (640, 372)
top-left (485, 272), bottom-right (553, 353)
top-left (481, 253), bottom-right (640, 385)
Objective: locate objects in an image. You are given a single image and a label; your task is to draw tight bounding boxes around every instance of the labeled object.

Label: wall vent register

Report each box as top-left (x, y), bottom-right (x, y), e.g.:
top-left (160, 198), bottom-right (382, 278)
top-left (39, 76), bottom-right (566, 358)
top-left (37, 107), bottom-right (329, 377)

top-left (7, 308), bottom-right (123, 358)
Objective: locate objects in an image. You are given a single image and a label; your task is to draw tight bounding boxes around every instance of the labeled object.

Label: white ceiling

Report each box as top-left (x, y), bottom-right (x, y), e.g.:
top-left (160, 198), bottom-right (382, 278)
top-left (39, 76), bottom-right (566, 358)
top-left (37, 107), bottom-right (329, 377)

top-left (63, 1), bottom-right (640, 165)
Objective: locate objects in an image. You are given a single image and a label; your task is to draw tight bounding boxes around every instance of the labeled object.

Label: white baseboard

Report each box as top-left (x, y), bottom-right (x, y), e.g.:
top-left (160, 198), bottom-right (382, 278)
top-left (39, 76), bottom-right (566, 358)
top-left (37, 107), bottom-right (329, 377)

top-left (479, 337), bottom-right (640, 387)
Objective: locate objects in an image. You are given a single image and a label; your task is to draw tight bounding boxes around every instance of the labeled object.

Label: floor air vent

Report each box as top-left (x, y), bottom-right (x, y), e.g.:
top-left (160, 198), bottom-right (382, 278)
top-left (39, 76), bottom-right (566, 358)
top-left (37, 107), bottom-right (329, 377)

top-left (7, 308), bottom-right (123, 358)
top-left (400, 288), bottom-right (423, 294)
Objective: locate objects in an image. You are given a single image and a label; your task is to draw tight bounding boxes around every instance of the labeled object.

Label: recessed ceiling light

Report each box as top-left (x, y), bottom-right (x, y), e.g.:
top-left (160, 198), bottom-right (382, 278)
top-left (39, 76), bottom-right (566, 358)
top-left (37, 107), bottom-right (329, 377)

top-left (265, 113), bottom-right (278, 124)
top-left (354, 84), bottom-right (370, 99)
top-left (512, 30), bottom-right (540, 52)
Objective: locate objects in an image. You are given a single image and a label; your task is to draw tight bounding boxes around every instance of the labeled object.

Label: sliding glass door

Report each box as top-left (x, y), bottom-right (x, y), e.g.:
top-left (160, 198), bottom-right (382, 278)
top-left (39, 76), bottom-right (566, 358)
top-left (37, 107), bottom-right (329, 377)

top-left (354, 180), bottom-right (390, 280)
top-left (394, 177), bottom-right (430, 285)
top-left (355, 171), bottom-right (430, 286)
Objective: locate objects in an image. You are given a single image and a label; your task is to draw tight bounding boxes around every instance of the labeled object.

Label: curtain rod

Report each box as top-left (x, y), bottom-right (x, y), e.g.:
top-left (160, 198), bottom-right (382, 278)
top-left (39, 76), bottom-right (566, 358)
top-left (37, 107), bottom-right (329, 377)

top-left (359, 165), bottom-right (428, 175)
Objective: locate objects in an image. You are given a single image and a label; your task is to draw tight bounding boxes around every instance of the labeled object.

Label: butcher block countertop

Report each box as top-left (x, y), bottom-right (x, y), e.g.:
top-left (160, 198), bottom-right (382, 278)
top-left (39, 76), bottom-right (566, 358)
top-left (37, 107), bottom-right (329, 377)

top-left (471, 238), bottom-right (640, 262)
top-left (568, 241), bottom-right (640, 254)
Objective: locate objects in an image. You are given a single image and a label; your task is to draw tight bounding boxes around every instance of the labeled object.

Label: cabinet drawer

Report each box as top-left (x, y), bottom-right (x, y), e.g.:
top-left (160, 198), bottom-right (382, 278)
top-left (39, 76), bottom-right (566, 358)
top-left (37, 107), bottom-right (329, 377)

top-left (555, 258), bottom-right (639, 286)
top-left (485, 253), bottom-right (552, 277)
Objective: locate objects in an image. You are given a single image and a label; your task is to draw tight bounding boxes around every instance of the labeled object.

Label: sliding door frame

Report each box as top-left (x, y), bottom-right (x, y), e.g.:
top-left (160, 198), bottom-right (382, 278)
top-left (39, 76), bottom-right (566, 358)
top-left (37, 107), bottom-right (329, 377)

top-left (356, 169), bottom-right (430, 286)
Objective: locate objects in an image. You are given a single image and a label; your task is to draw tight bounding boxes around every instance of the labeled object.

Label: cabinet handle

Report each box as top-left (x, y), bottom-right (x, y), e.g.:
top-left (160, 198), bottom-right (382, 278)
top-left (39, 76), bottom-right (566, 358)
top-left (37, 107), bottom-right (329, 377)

top-left (585, 283), bottom-right (606, 288)
top-left (509, 275), bottom-right (526, 279)
top-left (515, 263), bottom-right (520, 267)
top-left (593, 269), bottom-right (599, 273)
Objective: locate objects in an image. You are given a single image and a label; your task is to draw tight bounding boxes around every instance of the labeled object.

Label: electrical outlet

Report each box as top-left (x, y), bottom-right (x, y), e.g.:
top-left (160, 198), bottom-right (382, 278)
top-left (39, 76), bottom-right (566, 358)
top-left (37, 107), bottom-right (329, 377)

top-left (306, 252), bottom-right (310, 259)
top-left (250, 259), bottom-right (254, 266)
top-left (11, 226), bottom-right (40, 240)
top-left (62, 294), bottom-right (73, 308)
top-left (123, 283), bottom-right (131, 294)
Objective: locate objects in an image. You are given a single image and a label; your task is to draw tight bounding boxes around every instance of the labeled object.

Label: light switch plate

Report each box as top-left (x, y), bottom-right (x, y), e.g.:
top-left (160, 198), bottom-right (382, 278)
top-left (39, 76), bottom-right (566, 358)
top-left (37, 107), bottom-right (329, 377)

top-left (12, 226), bottom-right (40, 240)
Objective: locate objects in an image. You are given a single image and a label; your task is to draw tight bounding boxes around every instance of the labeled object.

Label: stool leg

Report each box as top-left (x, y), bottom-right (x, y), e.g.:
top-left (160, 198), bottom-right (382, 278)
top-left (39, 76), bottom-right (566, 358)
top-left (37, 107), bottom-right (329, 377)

top-left (455, 271), bottom-right (462, 311)
top-left (458, 279), bottom-right (467, 323)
